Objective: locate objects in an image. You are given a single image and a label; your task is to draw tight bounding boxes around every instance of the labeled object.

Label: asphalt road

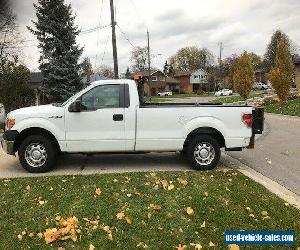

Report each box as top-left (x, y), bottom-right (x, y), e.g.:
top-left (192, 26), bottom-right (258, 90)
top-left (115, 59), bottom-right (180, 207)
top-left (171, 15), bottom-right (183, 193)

top-left (228, 113), bottom-right (300, 195)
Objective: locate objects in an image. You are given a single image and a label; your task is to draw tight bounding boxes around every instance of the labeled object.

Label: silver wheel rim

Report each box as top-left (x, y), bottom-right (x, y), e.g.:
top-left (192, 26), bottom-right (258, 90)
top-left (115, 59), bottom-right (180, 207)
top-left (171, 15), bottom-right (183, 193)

top-left (25, 143), bottom-right (47, 168)
top-left (194, 142), bottom-right (215, 166)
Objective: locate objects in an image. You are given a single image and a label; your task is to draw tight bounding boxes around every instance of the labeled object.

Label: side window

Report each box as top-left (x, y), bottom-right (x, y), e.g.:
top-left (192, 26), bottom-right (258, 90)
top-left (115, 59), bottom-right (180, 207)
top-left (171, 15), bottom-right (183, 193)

top-left (81, 85), bottom-right (121, 111)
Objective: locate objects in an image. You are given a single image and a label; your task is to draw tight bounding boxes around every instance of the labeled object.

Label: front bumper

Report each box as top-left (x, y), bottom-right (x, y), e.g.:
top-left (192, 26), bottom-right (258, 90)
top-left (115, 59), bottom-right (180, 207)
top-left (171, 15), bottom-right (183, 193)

top-left (1, 130), bottom-right (19, 156)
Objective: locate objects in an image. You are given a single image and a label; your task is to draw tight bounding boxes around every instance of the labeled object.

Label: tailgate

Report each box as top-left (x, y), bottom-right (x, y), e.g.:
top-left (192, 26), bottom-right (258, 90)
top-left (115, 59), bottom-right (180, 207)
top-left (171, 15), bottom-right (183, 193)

top-left (252, 107), bottom-right (264, 134)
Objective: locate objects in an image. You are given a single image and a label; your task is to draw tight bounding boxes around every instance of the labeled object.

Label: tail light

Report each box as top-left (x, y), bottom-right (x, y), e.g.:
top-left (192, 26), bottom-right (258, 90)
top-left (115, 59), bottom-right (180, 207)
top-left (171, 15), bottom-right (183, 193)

top-left (242, 113), bottom-right (253, 129)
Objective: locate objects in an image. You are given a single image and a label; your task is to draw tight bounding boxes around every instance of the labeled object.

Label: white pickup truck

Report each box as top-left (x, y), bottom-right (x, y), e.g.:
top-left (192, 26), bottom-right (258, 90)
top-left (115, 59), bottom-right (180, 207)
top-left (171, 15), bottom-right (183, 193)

top-left (1, 80), bottom-right (264, 173)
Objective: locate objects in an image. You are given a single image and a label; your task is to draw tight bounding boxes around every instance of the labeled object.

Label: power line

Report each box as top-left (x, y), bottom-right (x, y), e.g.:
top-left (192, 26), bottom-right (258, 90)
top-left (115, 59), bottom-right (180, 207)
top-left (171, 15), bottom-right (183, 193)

top-left (100, 32), bottom-right (110, 67)
top-left (116, 24), bottom-right (135, 48)
top-left (80, 23), bottom-right (111, 34)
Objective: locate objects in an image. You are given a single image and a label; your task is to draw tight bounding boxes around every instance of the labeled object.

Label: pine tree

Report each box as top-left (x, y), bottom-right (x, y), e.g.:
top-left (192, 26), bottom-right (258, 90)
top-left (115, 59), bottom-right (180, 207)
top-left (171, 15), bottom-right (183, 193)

top-left (28, 0), bottom-right (83, 102)
top-left (163, 61), bottom-right (169, 75)
top-left (233, 51), bottom-right (254, 99)
top-left (264, 30), bottom-right (291, 72)
top-left (125, 67), bottom-right (131, 79)
top-left (269, 39), bottom-right (294, 101)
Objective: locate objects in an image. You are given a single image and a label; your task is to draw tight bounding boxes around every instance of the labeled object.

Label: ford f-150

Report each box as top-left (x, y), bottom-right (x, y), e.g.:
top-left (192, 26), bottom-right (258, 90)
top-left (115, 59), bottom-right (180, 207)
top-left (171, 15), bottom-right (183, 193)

top-left (1, 80), bottom-right (264, 173)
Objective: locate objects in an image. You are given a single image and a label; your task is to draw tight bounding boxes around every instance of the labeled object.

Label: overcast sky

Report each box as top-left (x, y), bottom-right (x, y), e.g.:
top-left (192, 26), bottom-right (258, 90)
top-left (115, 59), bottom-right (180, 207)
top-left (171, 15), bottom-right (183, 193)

top-left (11, 0), bottom-right (300, 73)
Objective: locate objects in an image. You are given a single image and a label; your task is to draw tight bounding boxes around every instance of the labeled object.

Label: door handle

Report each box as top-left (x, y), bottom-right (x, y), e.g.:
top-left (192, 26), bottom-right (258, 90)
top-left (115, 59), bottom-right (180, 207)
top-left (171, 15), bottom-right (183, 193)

top-left (113, 114), bottom-right (123, 121)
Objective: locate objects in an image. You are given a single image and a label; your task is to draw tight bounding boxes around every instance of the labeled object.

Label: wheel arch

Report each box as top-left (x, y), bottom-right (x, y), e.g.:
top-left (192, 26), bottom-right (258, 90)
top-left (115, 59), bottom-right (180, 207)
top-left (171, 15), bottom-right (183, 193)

top-left (14, 127), bottom-right (60, 152)
top-left (183, 127), bottom-right (225, 150)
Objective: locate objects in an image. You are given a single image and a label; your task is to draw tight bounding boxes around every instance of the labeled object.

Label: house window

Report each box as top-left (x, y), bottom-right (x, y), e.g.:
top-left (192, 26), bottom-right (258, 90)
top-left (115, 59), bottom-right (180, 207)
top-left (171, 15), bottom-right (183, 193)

top-left (201, 75), bottom-right (204, 79)
top-left (194, 75), bottom-right (198, 79)
top-left (152, 76), bottom-right (157, 81)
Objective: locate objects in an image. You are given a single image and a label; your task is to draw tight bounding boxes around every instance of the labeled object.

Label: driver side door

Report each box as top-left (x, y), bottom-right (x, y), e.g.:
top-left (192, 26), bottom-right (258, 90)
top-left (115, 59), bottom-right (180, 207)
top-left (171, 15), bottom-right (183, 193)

top-left (65, 84), bottom-right (126, 152)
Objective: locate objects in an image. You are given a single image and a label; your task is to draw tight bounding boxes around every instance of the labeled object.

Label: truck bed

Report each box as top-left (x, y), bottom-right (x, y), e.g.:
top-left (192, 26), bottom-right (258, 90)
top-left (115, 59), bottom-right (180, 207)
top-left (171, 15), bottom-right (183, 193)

top-left (141, 102), bottom-right (251, 108)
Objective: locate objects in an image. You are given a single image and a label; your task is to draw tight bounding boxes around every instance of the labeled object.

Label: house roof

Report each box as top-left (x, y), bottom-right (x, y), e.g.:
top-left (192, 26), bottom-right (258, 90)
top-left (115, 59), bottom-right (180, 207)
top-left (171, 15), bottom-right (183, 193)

top-left (174, 71), bottom-right (193, 77)
top-left (166, 76), bottom-right (179, 84)
top-left (27, 72), bottom-right (43, 89)
top-left (132, 70), bottom-right (164, 77)
top-left (294, 55), bottom-right (300, 65)
top-left (28, 72), bottom-right (42, 84)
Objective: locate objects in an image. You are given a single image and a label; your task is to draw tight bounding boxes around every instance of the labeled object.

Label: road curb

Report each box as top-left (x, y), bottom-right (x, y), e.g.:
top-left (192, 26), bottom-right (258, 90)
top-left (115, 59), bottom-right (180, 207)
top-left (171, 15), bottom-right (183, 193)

top-left (222, 153), bottom-right (300, 210)
top-left (265, 112), bottom-right (300, 120)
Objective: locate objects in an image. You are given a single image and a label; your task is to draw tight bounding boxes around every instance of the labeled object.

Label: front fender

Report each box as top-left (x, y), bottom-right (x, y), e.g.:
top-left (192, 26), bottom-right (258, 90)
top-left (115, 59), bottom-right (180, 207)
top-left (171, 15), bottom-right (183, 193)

top-left (13, 117), bottom-right (65, 141)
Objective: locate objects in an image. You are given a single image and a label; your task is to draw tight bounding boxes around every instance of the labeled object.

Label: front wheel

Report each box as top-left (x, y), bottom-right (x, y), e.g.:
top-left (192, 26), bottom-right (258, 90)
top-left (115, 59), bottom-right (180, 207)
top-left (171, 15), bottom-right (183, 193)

top-left (19, 135), bottom-right (58, 173)
top-left (186, 135), bottom-right (220, 170)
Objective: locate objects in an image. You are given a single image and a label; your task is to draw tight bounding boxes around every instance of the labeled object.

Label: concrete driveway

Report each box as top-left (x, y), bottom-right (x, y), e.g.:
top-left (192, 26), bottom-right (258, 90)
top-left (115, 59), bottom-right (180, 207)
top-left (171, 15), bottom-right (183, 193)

top-left (228, 113), bottom-right (300, 195)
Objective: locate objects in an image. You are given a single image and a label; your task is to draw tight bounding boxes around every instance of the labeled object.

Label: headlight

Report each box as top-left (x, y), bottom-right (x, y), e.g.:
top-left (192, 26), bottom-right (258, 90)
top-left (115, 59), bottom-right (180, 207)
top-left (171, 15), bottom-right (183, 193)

top-left (7, 119), bottom-right (15, 130)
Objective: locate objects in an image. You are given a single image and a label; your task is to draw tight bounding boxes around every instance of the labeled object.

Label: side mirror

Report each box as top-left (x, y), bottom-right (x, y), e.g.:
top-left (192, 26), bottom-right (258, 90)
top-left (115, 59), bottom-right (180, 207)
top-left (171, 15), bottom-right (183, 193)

top-left (68, 99), bottom-right (81, 112)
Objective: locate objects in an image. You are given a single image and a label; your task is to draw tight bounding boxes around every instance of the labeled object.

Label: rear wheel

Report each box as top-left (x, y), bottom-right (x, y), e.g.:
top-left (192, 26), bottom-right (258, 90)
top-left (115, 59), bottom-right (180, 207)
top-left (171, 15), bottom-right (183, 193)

top-left (186, 135), bottom-right (220, 170)
top-left (19, 135), bottom-right (58, 173)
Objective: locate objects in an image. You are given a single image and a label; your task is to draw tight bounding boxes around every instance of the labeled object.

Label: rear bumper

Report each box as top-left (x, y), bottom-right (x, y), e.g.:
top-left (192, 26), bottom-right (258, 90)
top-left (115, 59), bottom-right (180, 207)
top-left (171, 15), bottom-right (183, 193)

top-left (247, 107), bottom-right (265, 149)
top-left (0, 139), bottom-right (15, 155)
top-left (0, 121), bottom-right (4, 131)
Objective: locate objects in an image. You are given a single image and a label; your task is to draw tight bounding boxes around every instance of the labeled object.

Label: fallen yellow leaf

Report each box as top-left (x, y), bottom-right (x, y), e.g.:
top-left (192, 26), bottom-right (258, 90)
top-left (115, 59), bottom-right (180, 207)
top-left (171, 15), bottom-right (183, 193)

top-left (168, 184), bottom-right (175, 191)
top-left (17, 234), bottom-right (22, 240)
top-left (209, 241), bottom-right (215, 247)
top-left (200, 221), bottom-right (206, 228)
top-left (203, 192), bottom-right (209, 197)
top-left (190, 243), bottom-right (203, 250)
top-left (89, 244), bottom-right (95, 250)
top-left (178, 178), bottom-right (188, 186)
top-left (125, 216), bottom-right (132, 224)
top-left (44, 228), bottom-right (59, 244)
top-left (186, 207), bottom-right (194, 215)
top-left (116, 212), bottom-right (125, 220)
top-left (176, 244), bottom-right (187, 250)
top-left (95, 187), bottom-right (102, 196)
top-left (37, 232), bottom-right (43, 238)
top-left (228, 244), bottom-right (240, 250)
top-left (26, 185), bottom-right (31, 191)
top-left (261, 211), bottom-right (268, 217)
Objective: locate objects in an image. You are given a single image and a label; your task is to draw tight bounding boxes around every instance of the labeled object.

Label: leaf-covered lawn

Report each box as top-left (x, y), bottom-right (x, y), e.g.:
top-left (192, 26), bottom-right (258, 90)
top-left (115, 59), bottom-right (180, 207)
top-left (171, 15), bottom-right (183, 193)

top-left (265, 98), bottom-right (300, 117)
top-left (0, 171), bottom-right (299, 250)
top-left (211, 91), bottom-right (264, 104)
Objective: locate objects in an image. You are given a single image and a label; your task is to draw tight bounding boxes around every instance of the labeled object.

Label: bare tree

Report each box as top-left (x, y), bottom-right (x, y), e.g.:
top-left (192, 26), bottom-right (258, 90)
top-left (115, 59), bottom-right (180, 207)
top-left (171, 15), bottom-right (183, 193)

top-left (95, 65), bottom-right (114, 79)
top-left (130, 46), bottom-right (148, 71)
top-left (0, 0), bottom-right (22, 66)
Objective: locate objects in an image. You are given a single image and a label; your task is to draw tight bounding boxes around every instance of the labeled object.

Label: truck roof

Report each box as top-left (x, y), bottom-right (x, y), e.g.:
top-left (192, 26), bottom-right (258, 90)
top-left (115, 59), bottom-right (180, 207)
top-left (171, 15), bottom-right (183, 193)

top-left (90, 79), bottom-right (135, 86)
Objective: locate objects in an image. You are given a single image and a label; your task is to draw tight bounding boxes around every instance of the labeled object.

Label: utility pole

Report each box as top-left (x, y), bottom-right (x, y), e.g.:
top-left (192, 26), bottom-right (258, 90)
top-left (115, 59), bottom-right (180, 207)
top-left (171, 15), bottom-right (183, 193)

top-left (219, 42), bottom-right (223, 66)
top-left (217, 42), bottom-right (223, 90)
top-left (110, 0), bottom-right (119, 79)
top-left (147, 30), bottom-right (151, 85)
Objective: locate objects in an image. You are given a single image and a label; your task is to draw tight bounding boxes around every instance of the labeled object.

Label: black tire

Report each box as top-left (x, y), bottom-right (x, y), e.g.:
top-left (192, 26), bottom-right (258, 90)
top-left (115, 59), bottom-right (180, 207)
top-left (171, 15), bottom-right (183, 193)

top-left (19, 135), bottom-right (58, 173)
top-left (186, 135), bottom-right (220, 171)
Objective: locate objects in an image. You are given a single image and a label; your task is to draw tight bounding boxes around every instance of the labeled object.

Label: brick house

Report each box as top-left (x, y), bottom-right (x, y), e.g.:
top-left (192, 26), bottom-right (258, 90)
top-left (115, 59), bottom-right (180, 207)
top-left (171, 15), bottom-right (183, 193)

top-left (255, 69), bottom-right (268, 83)
top-left (27, 72), bottom-right (43, 105)
top-left (294, 56), bottom-right (300, 89)
top-left (131, 70), bottom-right (179, 96)
top-left (174, 69), bottom-right (209, 93)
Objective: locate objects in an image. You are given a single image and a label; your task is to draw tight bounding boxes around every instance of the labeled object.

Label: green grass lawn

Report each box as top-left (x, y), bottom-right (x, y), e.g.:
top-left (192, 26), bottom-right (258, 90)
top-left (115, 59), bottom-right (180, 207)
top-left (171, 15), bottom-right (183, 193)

top-left (212, 91), bottom-right (264, 104)
top-left (265, 98), bottom-right (300, 117)
top-left (0, 171), bottom-right (299, 249)
top-left (144, 97), bottom-right (172, 103)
